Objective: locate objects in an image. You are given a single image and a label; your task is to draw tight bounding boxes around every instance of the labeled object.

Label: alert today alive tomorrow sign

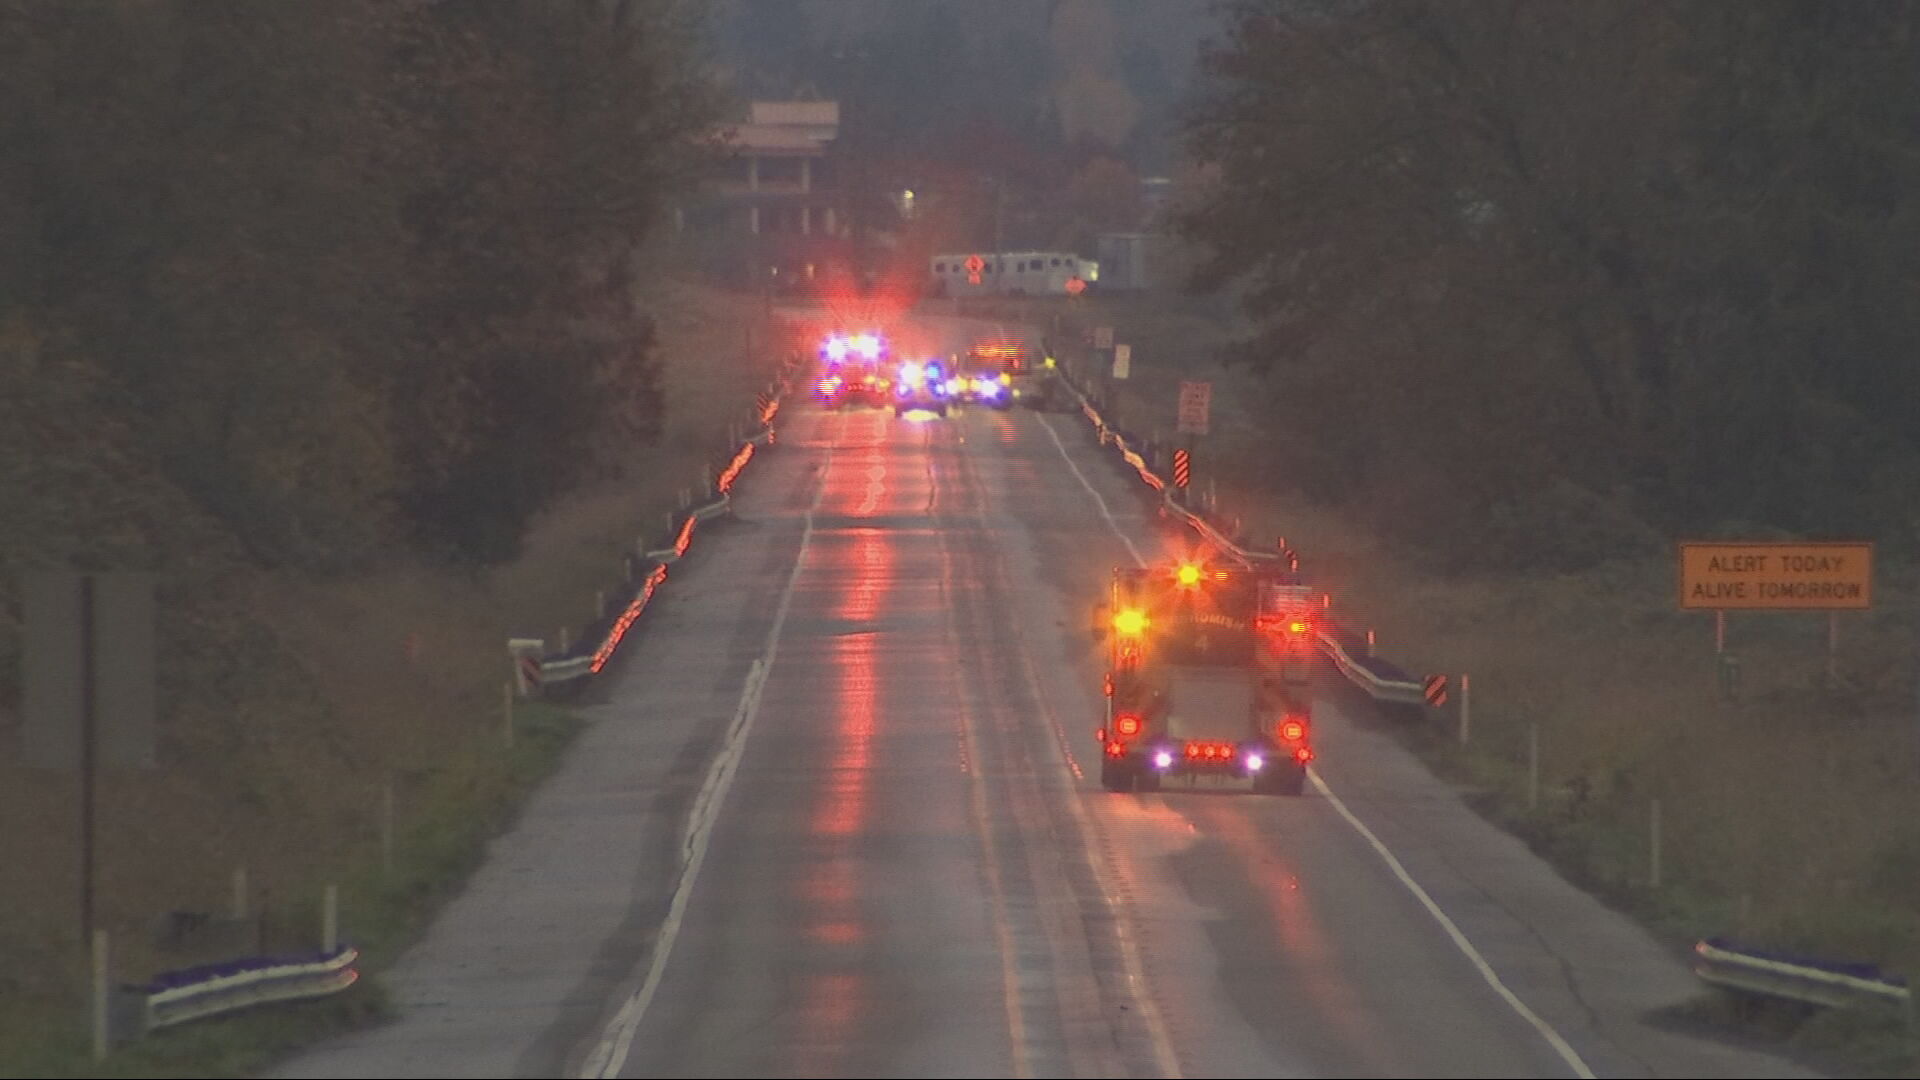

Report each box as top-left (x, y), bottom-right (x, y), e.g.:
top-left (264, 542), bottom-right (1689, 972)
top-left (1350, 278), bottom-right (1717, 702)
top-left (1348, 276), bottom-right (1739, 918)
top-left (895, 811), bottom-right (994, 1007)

top-left (1678, 542), bottom-right (1873, 610)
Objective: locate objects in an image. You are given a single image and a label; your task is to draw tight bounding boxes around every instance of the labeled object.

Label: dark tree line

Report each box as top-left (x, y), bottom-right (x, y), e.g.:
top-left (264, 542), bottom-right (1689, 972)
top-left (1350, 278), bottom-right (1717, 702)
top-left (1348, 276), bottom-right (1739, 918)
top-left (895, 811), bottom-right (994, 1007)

top-left (1182, 1), bottom-right (1920, 570)
top-left (0, 1), bottom-right (715, 568)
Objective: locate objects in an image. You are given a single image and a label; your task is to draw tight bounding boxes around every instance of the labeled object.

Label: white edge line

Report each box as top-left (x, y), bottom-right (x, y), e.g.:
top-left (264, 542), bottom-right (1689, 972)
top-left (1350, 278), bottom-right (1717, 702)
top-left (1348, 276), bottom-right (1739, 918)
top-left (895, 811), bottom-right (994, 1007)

top-left (1036, 414), bottom-right (1148, 567)
top-left (1307, 773), bottom-right (1597, 1079)
top-left (1037, 406), bottom-right (1598, 1080)
top-left (578, 420), bottom-right (836, 1079)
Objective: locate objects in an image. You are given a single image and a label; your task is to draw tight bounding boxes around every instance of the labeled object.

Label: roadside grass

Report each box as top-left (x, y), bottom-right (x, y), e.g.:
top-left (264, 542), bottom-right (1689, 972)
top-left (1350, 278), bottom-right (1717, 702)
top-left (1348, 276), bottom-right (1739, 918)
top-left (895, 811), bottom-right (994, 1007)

top-left (0, 703), bottom-right (575, 1080)
top-left (0, 282), bottom-right (780, 1076)
top-left (1051, 290), bottom-right (1920, 1074)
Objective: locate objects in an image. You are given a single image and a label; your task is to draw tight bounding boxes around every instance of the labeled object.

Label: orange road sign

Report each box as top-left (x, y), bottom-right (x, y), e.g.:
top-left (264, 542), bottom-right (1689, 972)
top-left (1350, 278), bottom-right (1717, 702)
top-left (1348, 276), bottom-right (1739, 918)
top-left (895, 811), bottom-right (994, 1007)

top-left (1679, 541), bottom-right (1872, 610)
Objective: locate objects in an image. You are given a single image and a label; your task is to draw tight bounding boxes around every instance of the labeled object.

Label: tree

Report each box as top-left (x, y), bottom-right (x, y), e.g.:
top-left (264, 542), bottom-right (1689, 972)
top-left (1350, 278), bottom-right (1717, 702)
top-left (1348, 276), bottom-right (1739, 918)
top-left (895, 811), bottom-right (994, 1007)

top-left (0, 1), bottom-right (719, 568)
top-left (389, 1), bottom-right (718, 562)
top-left (1181, 0), bottom-right (1920, 567)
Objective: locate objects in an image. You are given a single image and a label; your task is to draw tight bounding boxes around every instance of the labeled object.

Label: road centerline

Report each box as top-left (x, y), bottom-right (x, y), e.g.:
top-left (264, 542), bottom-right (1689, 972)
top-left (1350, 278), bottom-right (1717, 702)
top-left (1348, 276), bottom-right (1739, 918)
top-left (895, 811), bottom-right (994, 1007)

top-left (577, 413), bottom-right (842, 1080)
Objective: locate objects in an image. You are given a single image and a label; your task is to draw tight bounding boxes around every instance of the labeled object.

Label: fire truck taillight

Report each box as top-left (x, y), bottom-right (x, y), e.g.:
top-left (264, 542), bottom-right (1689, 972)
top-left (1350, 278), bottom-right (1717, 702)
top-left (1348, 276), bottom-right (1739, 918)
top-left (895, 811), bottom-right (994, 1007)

top-left (1115, 713), bottom-right (1143, 738)
top-left (1176, 563), bottom-right (1202, 588)
top-left (1279, 719), bottom-right (1307, 743)
top-left (1112, 608), bottom-right (1149, 636)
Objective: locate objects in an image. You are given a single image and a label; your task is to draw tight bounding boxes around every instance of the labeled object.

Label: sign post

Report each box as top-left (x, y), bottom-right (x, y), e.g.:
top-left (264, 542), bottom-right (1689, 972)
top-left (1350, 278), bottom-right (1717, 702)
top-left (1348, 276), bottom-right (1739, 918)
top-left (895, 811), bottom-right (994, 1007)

top-left (1680, 541), bottom-right (1872, 688)
top-left (24, 572), bottom-right (155, 954)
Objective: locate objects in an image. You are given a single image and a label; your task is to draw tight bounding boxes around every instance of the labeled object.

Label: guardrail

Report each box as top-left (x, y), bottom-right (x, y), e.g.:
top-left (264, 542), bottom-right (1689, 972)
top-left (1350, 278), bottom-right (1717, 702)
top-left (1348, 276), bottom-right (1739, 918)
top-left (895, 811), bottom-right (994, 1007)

top-left (1693, 938), bottom-right (1912, 1013)
top-left (1057, 367), bottom-right (1429, 708)
top-left (1061, 358), bottom-right (1917, 1033)
top-left (527, 353), bottom-right (802, 697)
top-left (138, 945), bottom-right (360, 1033)
top-left (103, 344), bottom-right (802, 1049)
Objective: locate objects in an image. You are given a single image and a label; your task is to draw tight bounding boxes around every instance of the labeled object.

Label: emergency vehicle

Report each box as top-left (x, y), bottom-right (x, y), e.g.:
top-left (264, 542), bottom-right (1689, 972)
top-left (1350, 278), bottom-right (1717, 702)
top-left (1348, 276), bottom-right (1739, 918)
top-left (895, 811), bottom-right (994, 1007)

top-left (946, 353), bottom-right (1013, 410)
top-left (891, 358), bottom-right (954, 417)
top-left (964, 337), bottom-right (1065, 410)
top-left (817, 330), bottom-right (888, 367)
top-left (815, 331), bottom-right (891, 406)
top-left (1094, 562), bottom-right (1322, 794)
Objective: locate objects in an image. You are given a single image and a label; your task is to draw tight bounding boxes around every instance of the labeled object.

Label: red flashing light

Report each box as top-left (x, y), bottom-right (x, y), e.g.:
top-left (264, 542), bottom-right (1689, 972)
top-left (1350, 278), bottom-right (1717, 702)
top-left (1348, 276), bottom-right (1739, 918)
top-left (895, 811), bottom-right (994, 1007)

top-left (1295, 746), bottom-right (1314, 763)
top-left (1105, 740), bottom-right (1127, 758)
top-left (1115, 713), bottom-right (1143, 738)
top-left (1280, 719), bottom-right (1307, 743)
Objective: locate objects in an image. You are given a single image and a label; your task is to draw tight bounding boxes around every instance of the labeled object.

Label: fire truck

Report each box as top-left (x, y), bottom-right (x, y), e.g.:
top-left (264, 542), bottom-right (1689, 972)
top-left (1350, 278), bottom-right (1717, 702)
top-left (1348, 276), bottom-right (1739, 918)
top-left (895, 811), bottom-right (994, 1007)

top-left (1095, 562), bottom-right (1322, 795)
top-left (964, 336), bottom-right (1067, 411)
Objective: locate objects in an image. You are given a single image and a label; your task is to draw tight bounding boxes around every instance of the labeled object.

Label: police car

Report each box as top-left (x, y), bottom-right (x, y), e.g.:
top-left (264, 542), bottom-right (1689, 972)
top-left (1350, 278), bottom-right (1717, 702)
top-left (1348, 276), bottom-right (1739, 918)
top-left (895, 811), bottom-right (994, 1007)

top-left (891, 359), bottom-right (954, 417)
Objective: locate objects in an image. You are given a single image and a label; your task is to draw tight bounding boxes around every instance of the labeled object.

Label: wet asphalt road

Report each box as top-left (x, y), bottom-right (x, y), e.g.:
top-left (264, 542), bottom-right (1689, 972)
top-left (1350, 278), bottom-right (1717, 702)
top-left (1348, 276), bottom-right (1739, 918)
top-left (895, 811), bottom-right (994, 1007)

top-left (270, 320), bottom-right (1819, 1080)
